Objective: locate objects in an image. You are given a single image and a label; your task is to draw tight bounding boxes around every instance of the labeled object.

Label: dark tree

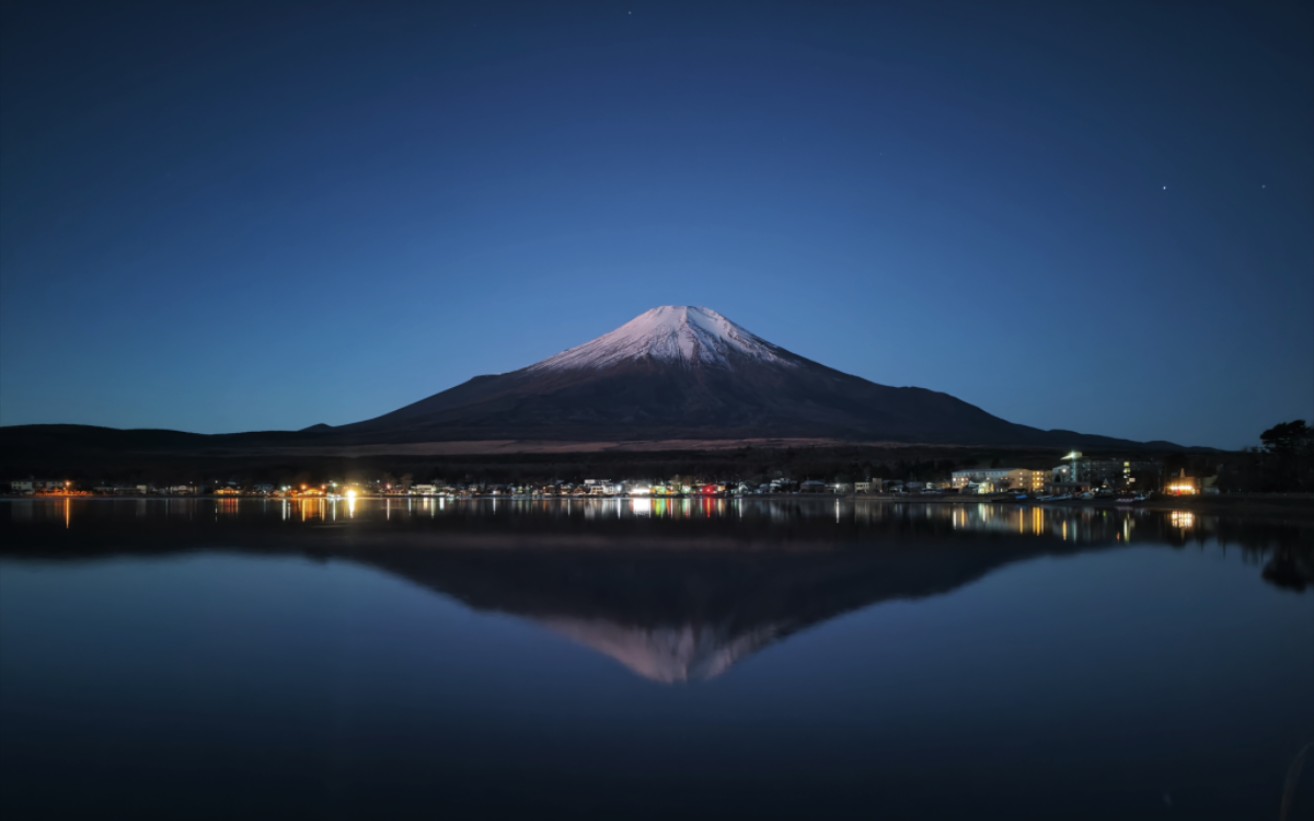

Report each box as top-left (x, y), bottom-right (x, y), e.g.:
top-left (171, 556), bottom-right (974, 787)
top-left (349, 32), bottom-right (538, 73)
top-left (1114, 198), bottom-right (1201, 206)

top-left (1258, 419), bottom-right (1313, 491)
top-left (1260, 420), bottom-right (1311, 455)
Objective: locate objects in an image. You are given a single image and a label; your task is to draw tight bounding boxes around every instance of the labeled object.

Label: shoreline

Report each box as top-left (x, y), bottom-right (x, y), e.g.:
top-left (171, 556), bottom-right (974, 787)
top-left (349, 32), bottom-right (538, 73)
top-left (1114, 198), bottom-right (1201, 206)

top-left (6, 491), bottom-right (1312, 519)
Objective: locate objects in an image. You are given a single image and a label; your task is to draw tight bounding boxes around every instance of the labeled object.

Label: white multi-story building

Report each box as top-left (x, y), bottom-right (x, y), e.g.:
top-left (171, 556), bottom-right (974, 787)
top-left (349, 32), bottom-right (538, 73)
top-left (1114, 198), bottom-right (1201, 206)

top-left (951, 468), bottom-right (1047, 494)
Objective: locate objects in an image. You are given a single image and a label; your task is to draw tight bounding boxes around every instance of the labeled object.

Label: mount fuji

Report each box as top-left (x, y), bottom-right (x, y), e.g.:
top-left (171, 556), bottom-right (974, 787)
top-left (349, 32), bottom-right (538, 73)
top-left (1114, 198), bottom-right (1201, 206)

top-left (339, 306), bottom-right (1138, 448)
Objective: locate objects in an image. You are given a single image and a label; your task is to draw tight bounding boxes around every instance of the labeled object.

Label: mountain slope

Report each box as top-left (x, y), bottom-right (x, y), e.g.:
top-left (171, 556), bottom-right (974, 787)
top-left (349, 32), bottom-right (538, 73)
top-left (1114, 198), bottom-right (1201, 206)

top-left (340, 306), bottom-right (1124, 447)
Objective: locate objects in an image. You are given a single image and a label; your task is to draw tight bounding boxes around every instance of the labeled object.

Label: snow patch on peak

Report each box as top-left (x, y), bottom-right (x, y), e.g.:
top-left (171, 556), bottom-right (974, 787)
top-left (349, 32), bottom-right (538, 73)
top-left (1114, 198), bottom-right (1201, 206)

top-left (529, 306), bottom-right (797, 371)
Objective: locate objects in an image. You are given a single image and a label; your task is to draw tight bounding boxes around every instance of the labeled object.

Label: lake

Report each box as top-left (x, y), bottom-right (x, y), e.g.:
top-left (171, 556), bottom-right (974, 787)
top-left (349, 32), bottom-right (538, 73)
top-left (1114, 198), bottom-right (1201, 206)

top-left (1, 497), bottom-right (1311, 819)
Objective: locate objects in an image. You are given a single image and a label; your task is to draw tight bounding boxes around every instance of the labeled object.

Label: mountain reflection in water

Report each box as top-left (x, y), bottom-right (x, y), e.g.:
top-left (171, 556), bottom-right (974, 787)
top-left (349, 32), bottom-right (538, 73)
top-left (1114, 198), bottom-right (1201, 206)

top-left (2, 498), bottom-right (1310, 685)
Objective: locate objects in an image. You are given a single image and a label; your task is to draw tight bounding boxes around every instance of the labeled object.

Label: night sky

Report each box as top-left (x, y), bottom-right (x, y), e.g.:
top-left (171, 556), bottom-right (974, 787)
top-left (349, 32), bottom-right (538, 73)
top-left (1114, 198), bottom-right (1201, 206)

top-left (1, 1), bottom-right (1310, 448)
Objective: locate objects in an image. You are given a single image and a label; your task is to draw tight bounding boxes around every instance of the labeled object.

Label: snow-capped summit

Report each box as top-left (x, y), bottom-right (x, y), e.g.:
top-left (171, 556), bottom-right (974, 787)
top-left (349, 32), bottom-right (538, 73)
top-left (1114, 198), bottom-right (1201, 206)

top-left (530, 306), bottom-right (796, 371)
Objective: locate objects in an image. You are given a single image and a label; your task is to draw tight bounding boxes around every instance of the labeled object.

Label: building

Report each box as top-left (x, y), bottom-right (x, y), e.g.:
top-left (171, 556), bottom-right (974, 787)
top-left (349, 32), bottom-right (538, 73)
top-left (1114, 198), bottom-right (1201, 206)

top-left (583, 479), bottom-right (621, 496)
top-left (1164, 469), bottom-right (1199, 496)
top-left (951, 468), bottom-right (1047, 494)
top-left (1052, 457), bottom-right (1149, 489)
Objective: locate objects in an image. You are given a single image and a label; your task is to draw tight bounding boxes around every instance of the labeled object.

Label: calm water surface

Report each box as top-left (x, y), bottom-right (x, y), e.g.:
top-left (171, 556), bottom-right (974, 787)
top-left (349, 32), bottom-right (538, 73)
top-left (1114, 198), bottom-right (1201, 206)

top-left (2, 498), bottom-right (1311, 819)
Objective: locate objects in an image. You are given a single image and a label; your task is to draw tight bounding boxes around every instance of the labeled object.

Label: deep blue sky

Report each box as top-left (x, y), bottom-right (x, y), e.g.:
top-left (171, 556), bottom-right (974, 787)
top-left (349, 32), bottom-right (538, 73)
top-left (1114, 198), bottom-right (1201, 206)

top-left (2, 0), bottom-right (1310, 448)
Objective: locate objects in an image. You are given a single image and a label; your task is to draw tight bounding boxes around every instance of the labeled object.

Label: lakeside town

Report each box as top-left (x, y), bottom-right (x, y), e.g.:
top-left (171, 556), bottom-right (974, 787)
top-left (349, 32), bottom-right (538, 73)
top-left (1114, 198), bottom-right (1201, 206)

top-left (5, 451), bottom-right (1205, 502)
